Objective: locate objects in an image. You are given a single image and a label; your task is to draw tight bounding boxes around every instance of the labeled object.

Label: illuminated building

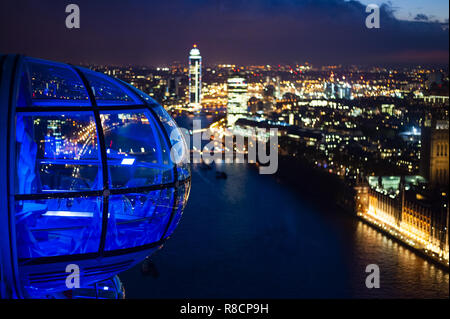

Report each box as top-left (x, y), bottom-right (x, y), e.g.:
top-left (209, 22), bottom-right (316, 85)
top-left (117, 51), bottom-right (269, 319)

top-left (0, 55), bottom-right (191, 298)
top-left (324, 82), bottom-right (352, 100)
top-left (227, 76), bottom-right (248, 126)
top-left (188, 44), bottom-right (202, 109)
top-left (355, 176), bottom-right (449, 265)
top-left (420, 117), bottom-right (449, 187)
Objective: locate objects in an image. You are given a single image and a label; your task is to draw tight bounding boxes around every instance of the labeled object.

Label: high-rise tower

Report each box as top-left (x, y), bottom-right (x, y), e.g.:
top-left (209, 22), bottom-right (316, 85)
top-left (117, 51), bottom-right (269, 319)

top-left (227, 76), bottom-right (248, 126)
top-left (188, 44), bottom-right (202, 109)
top-left (420, 117), bottom-right (449, 188)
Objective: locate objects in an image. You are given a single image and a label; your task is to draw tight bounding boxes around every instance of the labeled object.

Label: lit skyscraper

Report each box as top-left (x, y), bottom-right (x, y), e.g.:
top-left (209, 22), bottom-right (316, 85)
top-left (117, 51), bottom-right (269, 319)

top-left (227, 76), bottom-right (248, 126)
top-left (188, 44), bottom-right (202, 109)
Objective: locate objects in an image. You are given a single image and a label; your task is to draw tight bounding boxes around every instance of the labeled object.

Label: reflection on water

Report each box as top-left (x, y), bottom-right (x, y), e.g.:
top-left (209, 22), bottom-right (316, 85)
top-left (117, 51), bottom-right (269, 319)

top-left (350, 222), bottom-right (448, 298)
top-left (118, 114), bottom-right (448, 299)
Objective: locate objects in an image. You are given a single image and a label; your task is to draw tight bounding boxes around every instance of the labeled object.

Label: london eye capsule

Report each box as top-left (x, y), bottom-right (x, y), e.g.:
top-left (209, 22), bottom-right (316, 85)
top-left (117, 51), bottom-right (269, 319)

top-left (0, 55), bottom-right (191, 298)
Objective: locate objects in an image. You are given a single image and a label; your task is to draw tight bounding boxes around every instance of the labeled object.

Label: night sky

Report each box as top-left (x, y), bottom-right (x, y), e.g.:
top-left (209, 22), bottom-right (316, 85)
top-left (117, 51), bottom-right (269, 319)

top-left (0, 0), bottom-right (448, 66)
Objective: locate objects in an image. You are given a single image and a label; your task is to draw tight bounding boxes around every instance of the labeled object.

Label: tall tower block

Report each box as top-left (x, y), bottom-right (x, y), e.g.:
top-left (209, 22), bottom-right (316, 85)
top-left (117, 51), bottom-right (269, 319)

top-left (420, 117), bottom-right (449, 188)
top-left (188, 44), bottom-right (202, 109)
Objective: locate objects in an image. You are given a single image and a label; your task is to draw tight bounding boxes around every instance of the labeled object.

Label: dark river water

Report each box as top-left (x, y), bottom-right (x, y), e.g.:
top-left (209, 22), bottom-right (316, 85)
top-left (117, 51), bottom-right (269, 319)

top-left (120, 114), bottom-right (449, 299)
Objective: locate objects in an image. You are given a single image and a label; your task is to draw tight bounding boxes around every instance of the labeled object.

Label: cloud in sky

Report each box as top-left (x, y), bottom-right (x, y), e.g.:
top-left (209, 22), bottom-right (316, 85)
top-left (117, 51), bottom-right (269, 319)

top-left (0, 0), bottom-right (448, 66)
top-left (358, 0), bottom-right (448, 23)
top-left (414, 13), bottom-right (429, 21)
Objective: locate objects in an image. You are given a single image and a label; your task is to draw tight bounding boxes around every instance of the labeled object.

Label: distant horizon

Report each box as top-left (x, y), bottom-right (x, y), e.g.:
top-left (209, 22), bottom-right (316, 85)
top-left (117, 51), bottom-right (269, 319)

top-left (4, 47), bottom-right (449, 69)
top-left (6, 53), bottom-right (447, 70)
top-left (57, 59), bottom-right (450, 70)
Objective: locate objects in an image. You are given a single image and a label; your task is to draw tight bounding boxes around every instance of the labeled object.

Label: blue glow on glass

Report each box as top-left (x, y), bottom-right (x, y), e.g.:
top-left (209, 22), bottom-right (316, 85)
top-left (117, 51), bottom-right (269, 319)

top-left (2, 56), bottom-right (191, 298)
top-left (120, 158), bottom-right (135, 165)
top-left (81, 68), bottom-right (142, 106)
top-left (23, 58), bottom-right (91, 107)
top-left (15, 196), bottom-right (103, 258)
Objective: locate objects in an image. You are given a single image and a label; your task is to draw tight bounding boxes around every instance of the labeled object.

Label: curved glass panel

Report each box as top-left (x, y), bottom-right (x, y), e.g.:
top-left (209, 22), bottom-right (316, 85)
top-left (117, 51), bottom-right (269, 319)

top-left (12, 58), bottom-right (191, 266)
top-left (15, 196), bottom-right (102, 258)
top-left (100, 109), bottom-right (173, 188)
top-left (23, 59), bottom-right (90, 106)
top-left (105, 188), bottom-right (174, 251)
top-left (119, 80), bottom-right (157, 104)
top-left (109, 80), bottom-right (190, 181)
top-left (165, 181), bottom-right (191, 238)
top-left (82, 69), bottom-right (141, 106)
top-left (71, 278), bottom-right (122, 299)
top-left (15, 112), bottom-right (102, 194)
top-left (152, 105), bottom-right (190, 180)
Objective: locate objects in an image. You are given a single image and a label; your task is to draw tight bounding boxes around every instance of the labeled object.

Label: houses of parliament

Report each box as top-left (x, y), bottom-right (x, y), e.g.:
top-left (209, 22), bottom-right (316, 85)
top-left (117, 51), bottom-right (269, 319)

top-left (356, 100), bottom-right (449, 266)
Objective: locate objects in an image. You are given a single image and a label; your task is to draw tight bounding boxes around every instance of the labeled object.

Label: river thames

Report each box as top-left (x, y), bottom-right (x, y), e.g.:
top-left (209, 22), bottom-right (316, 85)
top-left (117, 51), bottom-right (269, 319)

top-left (119, 114), bottom-right (449, 298)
